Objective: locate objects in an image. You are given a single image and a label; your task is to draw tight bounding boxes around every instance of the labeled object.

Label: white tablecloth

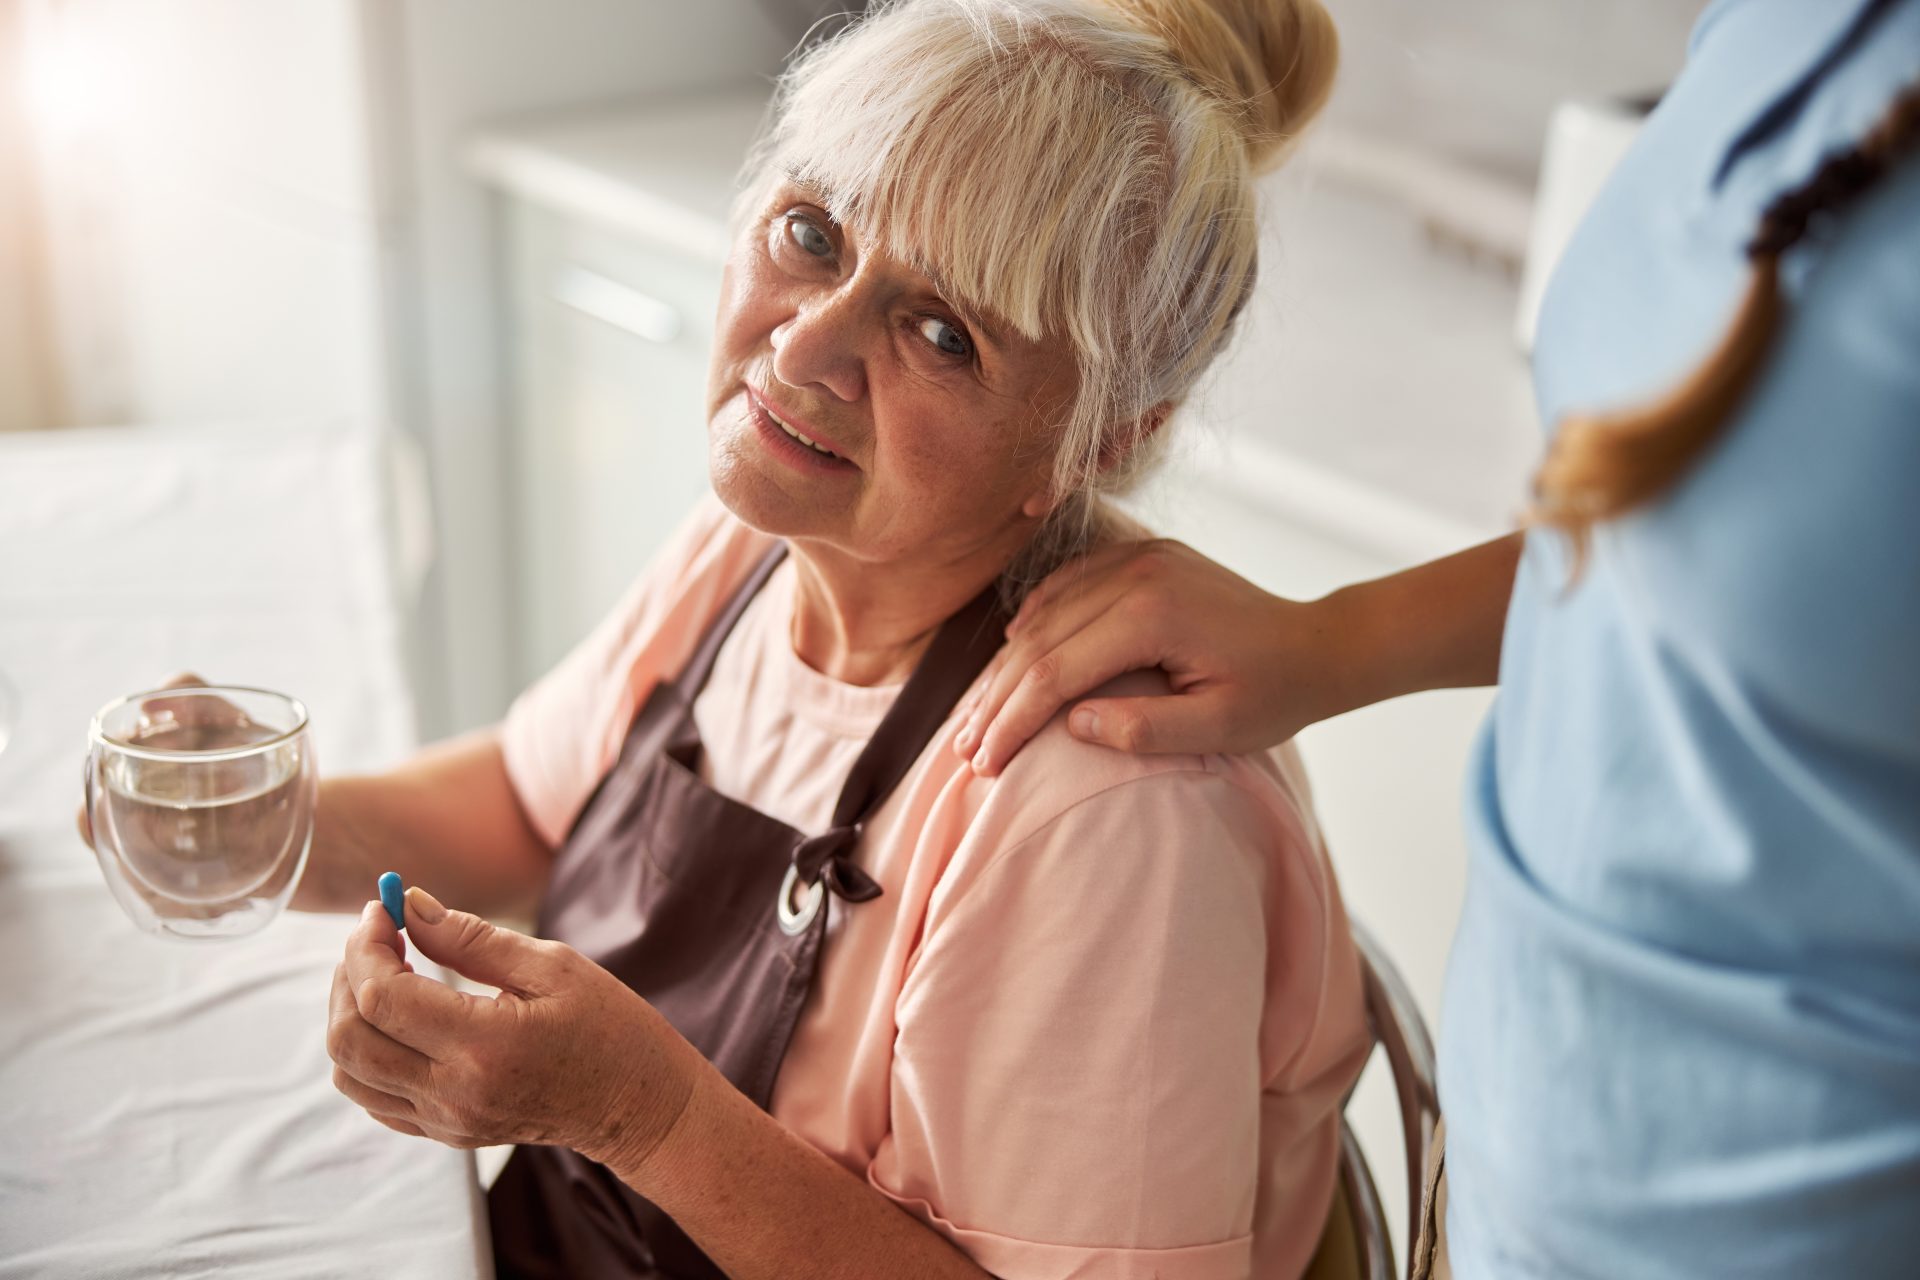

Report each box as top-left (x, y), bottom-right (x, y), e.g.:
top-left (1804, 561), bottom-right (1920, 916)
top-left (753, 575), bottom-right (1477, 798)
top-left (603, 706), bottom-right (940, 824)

top-left (0, 425), bottom-right (489, 1278)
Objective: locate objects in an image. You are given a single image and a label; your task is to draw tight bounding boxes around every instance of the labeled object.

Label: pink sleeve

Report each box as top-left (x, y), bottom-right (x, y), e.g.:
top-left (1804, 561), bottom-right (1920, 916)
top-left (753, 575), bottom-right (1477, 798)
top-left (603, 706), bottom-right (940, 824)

top-left (499, 496), bottom-right (772, 846)
top-left (869, 768), bottom-right (1357, 1280)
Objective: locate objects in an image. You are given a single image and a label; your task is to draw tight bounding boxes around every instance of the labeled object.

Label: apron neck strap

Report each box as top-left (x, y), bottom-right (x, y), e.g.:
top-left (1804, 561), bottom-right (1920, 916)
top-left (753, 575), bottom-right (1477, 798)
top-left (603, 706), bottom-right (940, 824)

top-left (678, 539), bottom-right (1010, 897)
top-left (828, 576), bottom-right (1008, 832)
top-left (675, 543), bottom-right (790, 699)
top-left (793, 581), bottom-right (1008, 902)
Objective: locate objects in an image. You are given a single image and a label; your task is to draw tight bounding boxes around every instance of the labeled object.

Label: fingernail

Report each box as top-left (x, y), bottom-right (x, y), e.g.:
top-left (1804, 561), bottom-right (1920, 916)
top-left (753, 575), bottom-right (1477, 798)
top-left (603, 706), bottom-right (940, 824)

top-left (971, 747), bottom-right (990, 774)
top-left (954, 723), bottom-right (976, 755)
top-left (405, 885), bottom-right (448, 924)
top-left (1070, 707), bottom-right (1100, 739)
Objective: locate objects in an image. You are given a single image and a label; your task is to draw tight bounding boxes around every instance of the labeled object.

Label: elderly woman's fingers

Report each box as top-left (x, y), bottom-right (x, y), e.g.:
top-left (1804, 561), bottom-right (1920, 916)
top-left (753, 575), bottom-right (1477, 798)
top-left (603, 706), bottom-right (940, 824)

top-left (971, 603), bottom-right (1173, 774)
top-left (353, 969), bottom-right (487, 1061)
top-left (332, 1062), bottom-right (420, 1124)
top-left (328, 961), bottom-right (434, 1095)
top-left (368, 1113), bottom-right (429, 1139)
top-left (136, 673), bottom-right (258, 732)
top-left (79, 676), bottom-right (213, 847)
top-left (344, 902), bottom-right (408, 993)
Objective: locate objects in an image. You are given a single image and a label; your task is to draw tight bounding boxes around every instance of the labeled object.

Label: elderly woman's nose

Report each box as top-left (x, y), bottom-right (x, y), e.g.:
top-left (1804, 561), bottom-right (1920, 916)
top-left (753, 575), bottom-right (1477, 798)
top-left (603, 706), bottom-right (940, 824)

top-left (769, 297), bottom-right (868, 403)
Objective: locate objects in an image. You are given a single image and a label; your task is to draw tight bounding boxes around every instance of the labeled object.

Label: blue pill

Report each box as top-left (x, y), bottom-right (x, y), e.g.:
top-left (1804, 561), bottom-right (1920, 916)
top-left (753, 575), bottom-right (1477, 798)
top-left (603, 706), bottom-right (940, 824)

top-left (378, 871), bottom-right (405, 930)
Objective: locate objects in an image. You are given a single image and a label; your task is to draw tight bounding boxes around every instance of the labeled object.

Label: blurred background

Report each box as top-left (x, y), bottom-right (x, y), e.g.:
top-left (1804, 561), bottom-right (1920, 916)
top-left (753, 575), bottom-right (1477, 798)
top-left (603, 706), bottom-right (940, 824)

top-left (0, 0), bottom-right (1706, 1254)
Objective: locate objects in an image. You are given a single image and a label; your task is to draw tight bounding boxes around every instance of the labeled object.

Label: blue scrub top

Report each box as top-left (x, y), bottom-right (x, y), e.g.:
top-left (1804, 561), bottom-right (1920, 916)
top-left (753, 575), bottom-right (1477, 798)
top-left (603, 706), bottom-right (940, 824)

top-left (1441, 1), bottom-right (1920, 1276)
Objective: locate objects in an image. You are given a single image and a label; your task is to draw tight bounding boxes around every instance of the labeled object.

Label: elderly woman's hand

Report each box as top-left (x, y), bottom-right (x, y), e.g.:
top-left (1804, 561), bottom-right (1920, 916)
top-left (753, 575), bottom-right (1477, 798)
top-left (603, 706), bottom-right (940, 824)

top-left (326, 888), bottom-right (702, 1171)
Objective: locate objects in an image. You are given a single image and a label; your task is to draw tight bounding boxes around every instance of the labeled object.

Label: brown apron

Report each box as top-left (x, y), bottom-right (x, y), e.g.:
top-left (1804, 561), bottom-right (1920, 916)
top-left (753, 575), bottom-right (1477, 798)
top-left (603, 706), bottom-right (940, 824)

top-left (489, 545), bottom-right (1007, 1279)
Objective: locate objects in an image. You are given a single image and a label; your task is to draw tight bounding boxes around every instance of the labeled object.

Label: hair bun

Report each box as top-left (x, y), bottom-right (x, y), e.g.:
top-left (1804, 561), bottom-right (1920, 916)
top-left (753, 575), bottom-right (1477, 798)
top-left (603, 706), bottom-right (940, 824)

top-left (1108, 0), bottom-right (1339, 170)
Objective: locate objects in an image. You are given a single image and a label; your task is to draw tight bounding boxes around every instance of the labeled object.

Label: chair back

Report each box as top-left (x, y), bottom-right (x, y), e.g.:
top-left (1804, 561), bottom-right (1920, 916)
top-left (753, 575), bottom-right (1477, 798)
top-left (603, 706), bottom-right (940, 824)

top-left (1327, 1118), bottom-right (1394, 1280)
top-left (1352, 920), bottom-right (1440, 1257)
top-left (1311, 919), bottom-right (1441, 1280)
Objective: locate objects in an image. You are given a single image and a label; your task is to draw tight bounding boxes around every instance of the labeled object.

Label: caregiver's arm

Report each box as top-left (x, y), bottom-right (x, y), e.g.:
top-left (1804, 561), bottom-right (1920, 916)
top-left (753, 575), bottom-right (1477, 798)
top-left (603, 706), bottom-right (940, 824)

top-left (958, 531), bottom-right (1523, 773)
top-left (294, 731), bottom-right (550, 918)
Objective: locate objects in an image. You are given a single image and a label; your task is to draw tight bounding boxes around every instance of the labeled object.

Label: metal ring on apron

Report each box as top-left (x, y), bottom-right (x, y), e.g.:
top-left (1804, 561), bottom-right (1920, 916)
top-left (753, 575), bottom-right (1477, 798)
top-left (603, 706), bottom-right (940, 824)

top-left (776, 863), bottom-right (825, 936)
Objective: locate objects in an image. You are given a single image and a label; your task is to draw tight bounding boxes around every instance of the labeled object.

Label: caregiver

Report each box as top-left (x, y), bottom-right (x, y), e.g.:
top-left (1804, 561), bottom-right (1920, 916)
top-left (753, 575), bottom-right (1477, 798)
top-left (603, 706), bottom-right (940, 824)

top-left (310, 2), bottom-right (1369, 1279)
top-left (957, 1), bottom-right (1920, 1277)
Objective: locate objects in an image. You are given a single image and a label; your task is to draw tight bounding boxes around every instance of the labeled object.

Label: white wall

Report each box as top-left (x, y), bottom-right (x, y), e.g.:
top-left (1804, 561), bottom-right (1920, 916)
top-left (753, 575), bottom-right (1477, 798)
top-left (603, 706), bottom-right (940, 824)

top-left (1325, 0), bottom-right (1705, 179)
top-left (16, 0), bottom-right (388, 430)
top-left (0, 0), bottom-right (52, 432)
top-left (8, 0), bottom-right (793, 735)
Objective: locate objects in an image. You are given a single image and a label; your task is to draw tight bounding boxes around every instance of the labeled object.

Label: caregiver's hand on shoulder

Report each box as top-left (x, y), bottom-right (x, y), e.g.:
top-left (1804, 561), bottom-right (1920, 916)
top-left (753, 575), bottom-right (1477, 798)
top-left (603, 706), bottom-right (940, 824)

top-left (327, 888), bottom-right (704, 1172)
top-left (954, 540), bottom-right (1355, 774)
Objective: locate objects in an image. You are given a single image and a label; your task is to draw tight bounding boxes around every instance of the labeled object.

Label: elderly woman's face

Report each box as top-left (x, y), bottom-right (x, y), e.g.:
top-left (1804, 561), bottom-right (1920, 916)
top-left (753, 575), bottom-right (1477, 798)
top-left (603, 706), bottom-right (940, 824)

top-left (705, 179), bottom-right (1076, 568)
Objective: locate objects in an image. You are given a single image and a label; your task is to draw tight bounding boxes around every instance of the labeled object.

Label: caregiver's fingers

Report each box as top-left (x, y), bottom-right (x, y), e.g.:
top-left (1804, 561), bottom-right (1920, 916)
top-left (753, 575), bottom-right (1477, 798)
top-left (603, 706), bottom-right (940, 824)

top-left (961, 541), bottom-right (1199, 759)
top-left (955, 573), bottom-right (1140, 764)
top-left (970, 606), bottom-right (1176, 774)
top-left (1006, 540), bottom-right (1150, 635)
top-left (327, 963), bottom-right (434, 1094)
top-left (1058, 685), bottom-right (1248, 758)
top-left (353, 970), bottom-right (491, 1060)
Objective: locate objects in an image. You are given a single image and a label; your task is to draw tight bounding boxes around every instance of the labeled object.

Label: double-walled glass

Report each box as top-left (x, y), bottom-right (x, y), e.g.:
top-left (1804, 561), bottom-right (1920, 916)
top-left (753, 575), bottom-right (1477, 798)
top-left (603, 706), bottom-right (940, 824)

top-left (85, 686), bottom-right (315, 939)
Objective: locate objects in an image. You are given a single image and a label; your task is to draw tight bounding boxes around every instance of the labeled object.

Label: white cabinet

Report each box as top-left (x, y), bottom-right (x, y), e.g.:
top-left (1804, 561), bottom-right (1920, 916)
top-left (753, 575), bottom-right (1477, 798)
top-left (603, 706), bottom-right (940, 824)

top-left (501, 201), bottom-right (724, 681)
top-left (475, 90), bottom-right (767, 687)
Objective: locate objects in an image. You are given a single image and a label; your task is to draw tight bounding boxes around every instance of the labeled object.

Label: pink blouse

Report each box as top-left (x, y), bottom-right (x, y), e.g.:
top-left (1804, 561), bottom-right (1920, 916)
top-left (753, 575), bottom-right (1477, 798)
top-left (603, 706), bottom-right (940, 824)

top-left (501, 498), bottom-right (1369, 1280)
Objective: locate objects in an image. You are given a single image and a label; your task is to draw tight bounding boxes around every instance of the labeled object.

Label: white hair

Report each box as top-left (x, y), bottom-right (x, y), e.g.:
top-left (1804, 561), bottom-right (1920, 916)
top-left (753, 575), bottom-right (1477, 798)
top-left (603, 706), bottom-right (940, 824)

top-left (740, 0), bottom-right (1339, 585)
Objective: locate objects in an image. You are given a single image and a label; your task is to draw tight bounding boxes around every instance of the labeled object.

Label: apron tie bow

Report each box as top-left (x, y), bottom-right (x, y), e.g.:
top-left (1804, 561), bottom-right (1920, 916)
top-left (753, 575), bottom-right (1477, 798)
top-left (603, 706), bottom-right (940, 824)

top-left (791, 825), bottom-right (881, 903)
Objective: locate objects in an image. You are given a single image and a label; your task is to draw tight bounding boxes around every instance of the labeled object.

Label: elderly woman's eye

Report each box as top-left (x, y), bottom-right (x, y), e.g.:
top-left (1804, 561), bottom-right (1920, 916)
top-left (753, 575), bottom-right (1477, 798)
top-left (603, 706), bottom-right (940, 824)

top-left (784, 214), bottom-right (834, 259)
top-left (918, 316), bottom-right (971, 359)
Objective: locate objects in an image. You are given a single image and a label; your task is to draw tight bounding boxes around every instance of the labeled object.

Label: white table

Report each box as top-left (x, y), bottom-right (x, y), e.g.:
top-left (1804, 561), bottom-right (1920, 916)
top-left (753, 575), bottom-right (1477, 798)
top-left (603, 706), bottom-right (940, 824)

top-left (0, 425), bottom-right (489, 1278)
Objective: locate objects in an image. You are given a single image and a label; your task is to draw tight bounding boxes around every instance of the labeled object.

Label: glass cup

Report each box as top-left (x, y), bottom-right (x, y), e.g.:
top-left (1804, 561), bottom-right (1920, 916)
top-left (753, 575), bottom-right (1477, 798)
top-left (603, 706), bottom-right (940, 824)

top-left (85, 686), bottom-right (316, 939)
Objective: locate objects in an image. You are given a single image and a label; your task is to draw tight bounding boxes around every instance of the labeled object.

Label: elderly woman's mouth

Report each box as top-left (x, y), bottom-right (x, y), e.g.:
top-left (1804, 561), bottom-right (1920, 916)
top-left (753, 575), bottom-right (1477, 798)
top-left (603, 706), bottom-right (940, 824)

top-left (747, 388), bottom-right (857, 473)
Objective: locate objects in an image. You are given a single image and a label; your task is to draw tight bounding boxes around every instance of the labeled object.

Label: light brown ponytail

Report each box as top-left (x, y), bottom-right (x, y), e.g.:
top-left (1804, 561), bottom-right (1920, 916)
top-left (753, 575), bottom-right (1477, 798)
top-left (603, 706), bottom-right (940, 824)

top-left (1531, 81), bottom-right (1920, 570)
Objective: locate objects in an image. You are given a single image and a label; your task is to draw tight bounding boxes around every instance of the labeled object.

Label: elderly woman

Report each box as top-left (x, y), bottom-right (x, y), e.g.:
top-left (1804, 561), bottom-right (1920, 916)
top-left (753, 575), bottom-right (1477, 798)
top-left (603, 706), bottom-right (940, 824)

top-left (316, 1), bottom-right (1364, 1276)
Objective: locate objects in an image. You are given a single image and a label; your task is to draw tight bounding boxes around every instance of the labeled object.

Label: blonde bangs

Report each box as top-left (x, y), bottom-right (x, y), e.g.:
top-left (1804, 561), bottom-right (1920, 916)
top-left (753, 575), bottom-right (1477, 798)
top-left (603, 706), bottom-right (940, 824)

top-left (734, 0), bottom-right (1332, 588)
top-left (760, 2), bottom-right (1177, 363)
